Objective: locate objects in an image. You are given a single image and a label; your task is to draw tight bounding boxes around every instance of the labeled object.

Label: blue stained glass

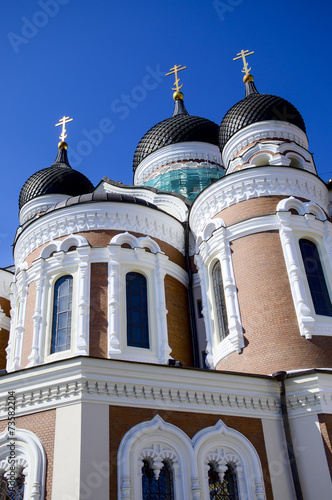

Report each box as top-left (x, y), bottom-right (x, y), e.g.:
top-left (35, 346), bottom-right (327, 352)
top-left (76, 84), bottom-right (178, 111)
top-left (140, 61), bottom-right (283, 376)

top-left (299, 239), bottom-right (332, 316)
top-left (51, 275), bottom-right (73, 353)
top-left (208, 464), bottom-right (239, 500)
top-left (142, 460), bottom-right (174, 500)
top-left (126, 272), bottom-right (149, 348)
top-left (0, 472), bottom-right (25, 499)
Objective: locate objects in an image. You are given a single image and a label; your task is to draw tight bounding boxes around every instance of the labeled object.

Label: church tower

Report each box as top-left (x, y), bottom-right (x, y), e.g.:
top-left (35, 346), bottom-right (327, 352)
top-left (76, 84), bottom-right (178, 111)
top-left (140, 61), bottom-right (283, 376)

top-left (0, 57), bottom-right (331, 500)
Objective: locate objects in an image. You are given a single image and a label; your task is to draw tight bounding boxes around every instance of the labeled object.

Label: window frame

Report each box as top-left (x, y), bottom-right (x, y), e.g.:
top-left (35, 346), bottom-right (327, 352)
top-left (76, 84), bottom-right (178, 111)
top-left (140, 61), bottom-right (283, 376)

top-left (211, 260), bottom-right (229, 341)
top-left (126, 271), bottom-right (150, 349)
top-left (50, 274), bottom-right (74, 354)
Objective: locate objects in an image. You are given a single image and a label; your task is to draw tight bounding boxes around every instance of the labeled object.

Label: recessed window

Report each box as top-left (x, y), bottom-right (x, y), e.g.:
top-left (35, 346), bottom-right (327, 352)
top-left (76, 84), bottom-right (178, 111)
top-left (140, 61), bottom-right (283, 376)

top-left (212, 261), bottom-right (229, 340)
top-left (126, 272), bottom-right (149, 348)
top-left (142, 460), bottom-right (174, 500)
top-left (197, 299), bottom-right (203, 319)
top-left (0, 471), bottom-right (25, 499)
top-left (208, 462), bottom-right (238, 499)
top-left (299, 239), bottom-right (332, 316)
top-left (51, 275), bottom-right (73, 353)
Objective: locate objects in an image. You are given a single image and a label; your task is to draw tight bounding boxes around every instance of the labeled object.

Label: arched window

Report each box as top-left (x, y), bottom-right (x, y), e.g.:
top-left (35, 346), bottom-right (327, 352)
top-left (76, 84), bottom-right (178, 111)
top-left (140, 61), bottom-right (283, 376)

top-left (208, 463), bottom-right (238, 500)
top-left (142, 460), bottom-right (174, 500)
top-left (0, 470), bottom-right (25, 499)
top-left (51, 275), bottom-right (73, 353)
top-left (126, 272), bottom-right (149, 348)
top-left (299, 239), bottom-right (332, 316)
top-left (212, 261), bottom-right (228, 340)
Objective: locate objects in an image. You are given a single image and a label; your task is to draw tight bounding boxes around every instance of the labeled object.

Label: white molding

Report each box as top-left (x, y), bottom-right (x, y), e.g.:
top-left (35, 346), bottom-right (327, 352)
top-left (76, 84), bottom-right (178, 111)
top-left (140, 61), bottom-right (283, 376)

top-left (195, 227), bottom-right (244, 367)
top-left (0, 269), bottom-right (13, 300)
top-left (222, 120), bottom-right (308, 167)
top-left (0, 427), bottom-right (46, 500)
top-left (0, 357), bottom-right (283, 420)
top-left (189, 166), bottom-right (328, 237)
top-left (19, 194), bottom-right (69, 225)
top-left (227, 139), bottom-right (316, 175)
top-left (95, 181), bottom-right (189, 222)
top-left (193, 420), bottom-right (266, 500)
top-left (15, 202), bottom-right (185, 265)
top-left (118, 415), bottom-right (194, 499)
top-left (134, 141), bottom-right (223, 186)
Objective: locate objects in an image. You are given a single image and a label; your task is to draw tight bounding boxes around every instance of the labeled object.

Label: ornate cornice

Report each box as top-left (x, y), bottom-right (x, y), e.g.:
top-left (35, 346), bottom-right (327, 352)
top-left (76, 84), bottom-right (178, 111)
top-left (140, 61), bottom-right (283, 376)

top-left (14, 202), bottom-right (185, 264)
top-left (189, 166), bottom-right (328, 237)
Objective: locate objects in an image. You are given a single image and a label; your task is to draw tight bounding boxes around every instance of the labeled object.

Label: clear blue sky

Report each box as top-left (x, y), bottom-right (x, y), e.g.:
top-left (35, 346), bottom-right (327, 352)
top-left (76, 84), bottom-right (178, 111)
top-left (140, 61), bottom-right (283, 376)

top-left (0, 0), bottom-right (331, 265)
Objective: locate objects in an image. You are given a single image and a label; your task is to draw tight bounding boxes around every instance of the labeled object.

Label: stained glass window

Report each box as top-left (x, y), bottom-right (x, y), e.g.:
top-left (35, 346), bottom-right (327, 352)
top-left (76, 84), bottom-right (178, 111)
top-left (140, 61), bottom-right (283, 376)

top-left (208, 463), bottom-right (238, 500)
top-left (51, 275), bottom-right (73, 353)
top-left (299, 239), bottom-right (332, 316)
top-left (126, 272), bottom-right (149, 348)
top-left (212, 261), bottom-right (229, 340)
top-left (0, 472), bottom-right (25, 500)
top-left (142, 460), bottom-right (174, 500)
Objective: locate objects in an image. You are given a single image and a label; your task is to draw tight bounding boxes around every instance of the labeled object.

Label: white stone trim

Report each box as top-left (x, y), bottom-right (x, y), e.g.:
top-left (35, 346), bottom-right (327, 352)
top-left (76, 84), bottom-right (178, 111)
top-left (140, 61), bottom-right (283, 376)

top-left (15, 202), bottom-right (185, 265)
top-left (222, 120), bottom-right (308, 167)
top-left (193, 420), bottom-right (266, 500)
top-left (189, 166), bottom-right (328, 237)
top-left (94, 180), bottom-right (189, 222)
top-left (0, 269), bottom-right (13, 301)
top-left (40, 234), bottom-right (89, 259)
top-left (19, 194), bottom-right (69, 225)
top-left (0, 307), bottom-right (10, 332)
top-left (227, 139), bottom-right (315, 175)
top-left (195, 225), bottom-right (244, 368)
top-left (7, 271), bottom-right (28, 372)
top-left (277, 209), bottom-right (332, 338)
top-left (134, 141), bottom-right (223, 186)
top-left (277, 197), bottom-right (326, 220)
top-left (0, 427), bottom-right (46, 500)
top-left (118, 415), bottom-right (194, 499)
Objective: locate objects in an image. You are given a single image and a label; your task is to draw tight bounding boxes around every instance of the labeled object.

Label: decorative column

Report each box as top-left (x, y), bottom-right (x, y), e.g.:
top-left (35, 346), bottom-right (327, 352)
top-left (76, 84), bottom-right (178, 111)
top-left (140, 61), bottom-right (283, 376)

top-left (75, 247), bottom-right (90, 356)
top-left (194, 250), bottom-right (214, 368)
top-left (278, 212), bottom-right (315, 338)
top-left (108, 246), bottom-right (121, 356)
top-left (11, 269), bottom-right (28, 371)
top-left (155, 253), bottom-right (171, 364)
top-left (5, 283), bottom-right (16, 372)
top-left (218, 228), bottom-right (244, 353)
top-left (27, 260), bottom-right (46, 367)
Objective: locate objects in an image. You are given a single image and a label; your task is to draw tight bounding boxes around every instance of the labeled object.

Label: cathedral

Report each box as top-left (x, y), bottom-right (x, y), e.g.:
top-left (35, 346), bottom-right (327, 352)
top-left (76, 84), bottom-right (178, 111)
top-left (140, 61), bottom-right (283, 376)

top-left (0, 54), bottom-right (331, 499)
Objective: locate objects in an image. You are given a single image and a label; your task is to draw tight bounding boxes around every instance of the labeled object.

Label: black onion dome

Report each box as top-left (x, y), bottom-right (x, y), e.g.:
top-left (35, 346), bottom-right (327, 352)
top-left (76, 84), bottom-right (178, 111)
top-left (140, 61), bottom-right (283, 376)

top-left (19, 147), bottom-right (94, 209)
top-left (219, 80), bottom-right (306, 152)
top-left (133, 98), bottom-right (219, 171)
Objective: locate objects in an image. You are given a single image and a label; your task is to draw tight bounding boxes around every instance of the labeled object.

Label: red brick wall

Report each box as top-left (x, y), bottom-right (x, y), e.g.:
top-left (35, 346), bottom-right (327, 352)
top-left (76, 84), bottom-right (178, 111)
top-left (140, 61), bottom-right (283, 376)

top-left (213, 196), bottom-right (285, 227)
top-left (89, 263), bottom-right (108, 358)
top-left (109, 406), bottom-right (273, 499)
top-left (0, 409), bottom-right (56, 499)
top-left (216, 231), bottom-right (332, 374)
top-left (318, 413), bottom-right (332, 478)
top-left (0, 330), bottom-right (9, 370)
top-left (0, 297), bottom-right (10, 317)
top-left (23, 230), bottom-right (185, 270)
top-left (165, 274), bottom-right (193, 367)
top-left (21, 280), bottom-right (36, 368)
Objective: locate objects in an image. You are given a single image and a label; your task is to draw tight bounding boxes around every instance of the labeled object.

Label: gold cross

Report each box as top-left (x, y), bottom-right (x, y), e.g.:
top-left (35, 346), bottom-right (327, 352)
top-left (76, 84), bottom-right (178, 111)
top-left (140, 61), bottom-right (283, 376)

top-left (166, 64), bottom-right (187, 91)
top-left (55, 115), bottom-right (73, 141)
top-left (233, 49), bottom-right (254, 75)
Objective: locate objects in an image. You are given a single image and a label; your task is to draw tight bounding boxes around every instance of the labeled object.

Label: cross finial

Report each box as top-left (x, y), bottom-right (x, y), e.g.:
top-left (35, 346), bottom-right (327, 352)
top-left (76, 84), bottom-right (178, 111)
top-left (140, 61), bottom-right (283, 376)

top-left (55, 115), bottom-right (73, 142)
top-left (233, 49), bottom-right (254, 76)
top-left (166, 64), bottom-right (187, 92)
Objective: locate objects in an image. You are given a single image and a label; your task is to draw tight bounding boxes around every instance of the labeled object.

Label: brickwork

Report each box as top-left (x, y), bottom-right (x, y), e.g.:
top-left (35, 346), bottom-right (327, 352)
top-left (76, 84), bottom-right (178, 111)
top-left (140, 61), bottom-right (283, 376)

top-left (217, 231), bottom-right (332, 374)
top-left (23, 230), bottom-right (185, 270)
top-left (0, 409), bottom-right (56, 499)
top-left (89, 263), bottom-right (108, 358)
top-left (0, 330), bottom-right (9, 370)
top-left (213, 196), bottom-right (285, 227)
top-left (318, 413), bottom-right (332, 478)
top-left (21, 280), bottom-right (36, 368)
top-left (109, 406), bottom-right (273, 499)
top-left (0, 297), bottom-right (11, 317)
top-left (164, 274), bottom-right (193, 367)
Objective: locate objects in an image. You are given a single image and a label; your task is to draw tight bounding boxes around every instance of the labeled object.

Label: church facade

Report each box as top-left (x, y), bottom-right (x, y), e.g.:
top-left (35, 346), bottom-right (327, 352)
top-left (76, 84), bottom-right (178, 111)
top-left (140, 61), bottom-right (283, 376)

top-left (0, 62), bottom-right (331, 499)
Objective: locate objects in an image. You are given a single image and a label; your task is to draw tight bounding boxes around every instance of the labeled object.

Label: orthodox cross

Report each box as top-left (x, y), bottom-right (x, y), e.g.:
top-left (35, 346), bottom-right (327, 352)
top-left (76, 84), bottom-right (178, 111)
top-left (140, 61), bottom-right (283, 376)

top-left (233, 49), bottom-right (254, 75)
top-left (55, 116), bottom-right (73, 141)
top-left (166, 64), bottom-right (187, 91)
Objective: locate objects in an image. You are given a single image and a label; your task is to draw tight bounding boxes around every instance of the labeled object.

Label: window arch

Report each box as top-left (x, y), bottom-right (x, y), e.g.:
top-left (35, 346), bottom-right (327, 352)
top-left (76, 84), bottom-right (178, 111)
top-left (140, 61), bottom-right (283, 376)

top-left (51, 275), bottom-right (73, 353)
top-left (142, 459), bottom-right (174, 500)
top-left (212, 261), bottom-right (228, 340)
top-left (208, 462), bottom-right (239, 500)
top-left (299, 239), bottom-right (332, 316)
top-left (126, 272), bottom-right (149, 348)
